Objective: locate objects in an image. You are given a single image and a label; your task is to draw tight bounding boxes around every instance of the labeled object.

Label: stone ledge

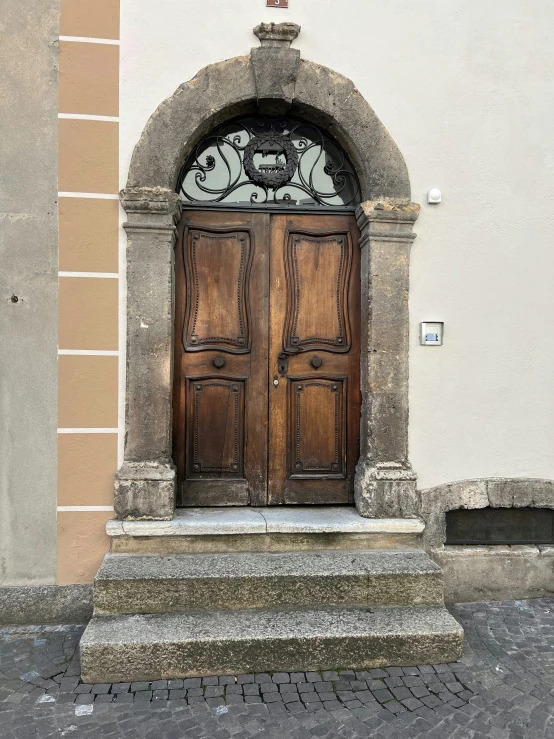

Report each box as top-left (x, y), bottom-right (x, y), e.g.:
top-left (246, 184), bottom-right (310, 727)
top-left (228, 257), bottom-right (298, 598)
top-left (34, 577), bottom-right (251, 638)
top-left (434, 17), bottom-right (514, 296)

top-left (106, 507), bottom-right (425, 538)
top-left (0, 585), bottom-right (92, 625)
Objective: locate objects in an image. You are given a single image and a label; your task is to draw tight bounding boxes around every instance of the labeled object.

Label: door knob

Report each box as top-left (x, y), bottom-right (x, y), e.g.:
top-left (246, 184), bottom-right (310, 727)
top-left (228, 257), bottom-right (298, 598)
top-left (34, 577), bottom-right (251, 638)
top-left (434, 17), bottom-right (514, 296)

top-left (212, 356), bottom-right (226, 369)
top-left (310, 356), bottom-right (323, 369)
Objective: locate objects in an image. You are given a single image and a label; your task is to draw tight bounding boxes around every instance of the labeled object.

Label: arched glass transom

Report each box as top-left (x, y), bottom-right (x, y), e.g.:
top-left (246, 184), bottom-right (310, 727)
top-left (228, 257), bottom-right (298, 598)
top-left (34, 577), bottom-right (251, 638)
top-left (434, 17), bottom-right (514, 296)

top-left (177, 116), bottom-right (361, 209)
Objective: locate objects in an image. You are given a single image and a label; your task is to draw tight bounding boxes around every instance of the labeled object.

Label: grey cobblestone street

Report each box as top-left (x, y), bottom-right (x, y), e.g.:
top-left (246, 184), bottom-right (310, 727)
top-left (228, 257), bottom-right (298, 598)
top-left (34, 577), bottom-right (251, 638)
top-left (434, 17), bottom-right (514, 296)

top-left (1, 599), bottom-right (553, 738)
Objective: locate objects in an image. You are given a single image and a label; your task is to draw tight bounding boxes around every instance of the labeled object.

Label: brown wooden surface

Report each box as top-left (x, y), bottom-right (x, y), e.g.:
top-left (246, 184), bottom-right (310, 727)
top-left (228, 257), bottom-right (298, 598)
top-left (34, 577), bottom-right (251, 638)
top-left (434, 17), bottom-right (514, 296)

top-left (173, 211), bottom-right (269, 506)
top-left (268, 214), bottom-right (360, 505)
top-left (173, 210), bottom-right (360, 506)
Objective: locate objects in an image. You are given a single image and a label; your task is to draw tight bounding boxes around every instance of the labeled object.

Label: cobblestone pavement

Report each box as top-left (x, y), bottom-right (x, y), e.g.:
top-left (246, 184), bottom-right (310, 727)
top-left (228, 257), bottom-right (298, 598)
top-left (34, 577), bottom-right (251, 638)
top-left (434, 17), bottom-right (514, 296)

top-left (1, 599), bottom-right (553, 738)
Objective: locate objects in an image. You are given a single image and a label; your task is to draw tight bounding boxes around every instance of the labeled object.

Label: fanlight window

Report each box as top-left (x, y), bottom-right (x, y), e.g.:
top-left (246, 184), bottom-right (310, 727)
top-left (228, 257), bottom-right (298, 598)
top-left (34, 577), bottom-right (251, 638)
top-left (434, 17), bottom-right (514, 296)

top-left (177, 116), bottom-right (361, 209)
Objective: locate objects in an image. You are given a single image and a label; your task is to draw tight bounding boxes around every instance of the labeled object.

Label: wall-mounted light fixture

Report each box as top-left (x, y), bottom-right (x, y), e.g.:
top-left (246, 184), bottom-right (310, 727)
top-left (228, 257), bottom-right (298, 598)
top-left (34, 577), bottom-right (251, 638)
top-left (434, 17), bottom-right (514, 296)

top-left (427, 188), bottom-right (442, 204)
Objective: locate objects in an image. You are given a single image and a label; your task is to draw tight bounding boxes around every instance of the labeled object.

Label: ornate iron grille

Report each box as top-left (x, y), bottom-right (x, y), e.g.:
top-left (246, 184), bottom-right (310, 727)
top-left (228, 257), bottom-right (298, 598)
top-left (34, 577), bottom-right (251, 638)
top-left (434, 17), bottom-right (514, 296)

top-left (177, 116), bottom-right (361, 209)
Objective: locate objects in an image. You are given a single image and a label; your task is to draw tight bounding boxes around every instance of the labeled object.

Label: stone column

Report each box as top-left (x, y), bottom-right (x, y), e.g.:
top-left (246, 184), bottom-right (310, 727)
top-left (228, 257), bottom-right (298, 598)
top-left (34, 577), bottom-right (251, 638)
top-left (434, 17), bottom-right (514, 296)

top-left (114, 187), bottom-right (182, 520)
top-left (354, 200), bottom-right (420, 518)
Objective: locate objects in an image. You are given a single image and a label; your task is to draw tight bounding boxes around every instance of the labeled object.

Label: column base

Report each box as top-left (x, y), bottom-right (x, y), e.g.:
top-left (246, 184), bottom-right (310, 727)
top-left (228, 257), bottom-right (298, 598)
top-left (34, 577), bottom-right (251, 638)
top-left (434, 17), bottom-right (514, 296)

top-left (355, 462), bottom-right (419, 518)
top-left (114, 460), bottom-right (176, 521)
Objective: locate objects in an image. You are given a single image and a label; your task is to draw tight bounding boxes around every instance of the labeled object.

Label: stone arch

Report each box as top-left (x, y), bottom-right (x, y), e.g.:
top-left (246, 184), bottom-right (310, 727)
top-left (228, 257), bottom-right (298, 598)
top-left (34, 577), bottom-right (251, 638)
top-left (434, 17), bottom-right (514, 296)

top-left (116, 23), bottom-right (420, 521)
top-left (126, 56), bottom-right (410, 202)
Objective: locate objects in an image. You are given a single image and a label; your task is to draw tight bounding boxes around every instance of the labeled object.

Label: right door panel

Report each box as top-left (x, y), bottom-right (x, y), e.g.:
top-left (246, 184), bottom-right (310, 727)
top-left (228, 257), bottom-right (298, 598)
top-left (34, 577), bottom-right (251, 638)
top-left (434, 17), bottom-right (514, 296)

top-left (268, 213), bottom-right (361, 504)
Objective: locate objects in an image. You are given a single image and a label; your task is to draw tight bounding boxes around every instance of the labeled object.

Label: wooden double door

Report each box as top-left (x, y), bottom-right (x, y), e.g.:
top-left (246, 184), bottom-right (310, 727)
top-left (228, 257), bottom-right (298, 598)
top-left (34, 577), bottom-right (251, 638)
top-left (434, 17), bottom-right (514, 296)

top-left (173, 210), bottom-right (360, 506)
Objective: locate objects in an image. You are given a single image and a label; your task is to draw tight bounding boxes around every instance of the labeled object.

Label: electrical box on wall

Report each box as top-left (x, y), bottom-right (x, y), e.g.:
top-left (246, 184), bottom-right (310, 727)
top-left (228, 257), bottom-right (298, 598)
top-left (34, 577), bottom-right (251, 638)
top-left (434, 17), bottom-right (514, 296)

top-left (420, 322), bottom-right (444, 346)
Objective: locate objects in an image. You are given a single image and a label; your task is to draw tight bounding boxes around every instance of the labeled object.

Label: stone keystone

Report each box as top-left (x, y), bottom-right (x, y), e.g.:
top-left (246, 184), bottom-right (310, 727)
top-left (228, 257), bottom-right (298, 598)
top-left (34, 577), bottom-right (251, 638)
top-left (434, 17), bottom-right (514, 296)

top-left (251, 23), bottom-right (302, 114)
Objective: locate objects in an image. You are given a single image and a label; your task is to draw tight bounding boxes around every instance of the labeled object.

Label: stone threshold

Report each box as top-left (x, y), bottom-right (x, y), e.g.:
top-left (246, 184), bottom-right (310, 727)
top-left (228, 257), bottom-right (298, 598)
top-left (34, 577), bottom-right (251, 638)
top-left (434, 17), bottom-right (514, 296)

top-left (107, 507), bottom-right (424, 538)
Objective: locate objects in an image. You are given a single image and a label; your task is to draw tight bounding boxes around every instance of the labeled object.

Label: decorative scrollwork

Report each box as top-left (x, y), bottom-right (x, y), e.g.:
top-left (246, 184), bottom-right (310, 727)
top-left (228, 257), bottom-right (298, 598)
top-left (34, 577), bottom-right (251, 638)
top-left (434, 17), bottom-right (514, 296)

top-left (177, 116), bottom-right (361, 209)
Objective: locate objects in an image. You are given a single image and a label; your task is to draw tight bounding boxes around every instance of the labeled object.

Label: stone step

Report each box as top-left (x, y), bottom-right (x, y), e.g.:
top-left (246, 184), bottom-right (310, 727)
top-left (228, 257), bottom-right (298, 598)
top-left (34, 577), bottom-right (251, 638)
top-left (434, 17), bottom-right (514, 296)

top-left (107, 507), bottom-right (425, 554)
top-left (80, 605), bottom-right (464, 682)
top-left (93, 550), bottom-right (444, 615)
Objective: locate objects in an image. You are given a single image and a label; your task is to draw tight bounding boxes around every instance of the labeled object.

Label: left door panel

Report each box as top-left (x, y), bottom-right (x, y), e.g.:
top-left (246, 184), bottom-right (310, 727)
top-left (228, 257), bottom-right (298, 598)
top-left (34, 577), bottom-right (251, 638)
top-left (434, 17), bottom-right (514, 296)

top-left (173, 211), bottom-right (270, 506)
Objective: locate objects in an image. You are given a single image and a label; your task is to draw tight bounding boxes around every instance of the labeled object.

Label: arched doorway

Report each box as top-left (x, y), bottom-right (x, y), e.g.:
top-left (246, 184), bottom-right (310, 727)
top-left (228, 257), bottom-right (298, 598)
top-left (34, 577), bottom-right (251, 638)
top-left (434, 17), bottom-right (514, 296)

top-left (172, 115), bottom-right (361, 506)
top-left (114, 22), bottom-right (421, 521)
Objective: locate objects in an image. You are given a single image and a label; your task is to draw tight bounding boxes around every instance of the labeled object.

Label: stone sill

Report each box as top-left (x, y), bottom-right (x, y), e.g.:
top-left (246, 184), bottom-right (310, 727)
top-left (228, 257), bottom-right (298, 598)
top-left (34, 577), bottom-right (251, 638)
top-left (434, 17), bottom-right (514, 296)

top-left (437, 545), bottom-right (554, 557)
top-left (107, 507), bottom-right (425, 538)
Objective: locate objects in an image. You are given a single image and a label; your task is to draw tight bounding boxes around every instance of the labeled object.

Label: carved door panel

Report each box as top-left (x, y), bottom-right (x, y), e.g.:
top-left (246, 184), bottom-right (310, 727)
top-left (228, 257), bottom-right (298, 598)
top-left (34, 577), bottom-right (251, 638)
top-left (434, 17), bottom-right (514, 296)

top-left (268, 214), bottom-right (361, 504)
top-left (174, 211), bottom-right (360, 506)
top-left (173, 211), bottom-right (269, 506)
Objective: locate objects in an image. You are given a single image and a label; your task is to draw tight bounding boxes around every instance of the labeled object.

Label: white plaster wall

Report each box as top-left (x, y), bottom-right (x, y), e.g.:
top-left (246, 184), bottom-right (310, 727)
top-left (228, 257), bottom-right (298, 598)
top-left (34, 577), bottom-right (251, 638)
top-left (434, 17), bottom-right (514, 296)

top-left (120, 0), bottom-right (554, 490)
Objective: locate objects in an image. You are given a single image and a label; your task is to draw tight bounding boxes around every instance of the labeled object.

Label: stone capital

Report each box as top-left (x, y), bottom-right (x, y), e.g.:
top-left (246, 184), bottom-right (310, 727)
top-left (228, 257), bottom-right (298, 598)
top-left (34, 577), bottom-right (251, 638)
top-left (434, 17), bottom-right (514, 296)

top-left (121, 187), bottom-right (182, 233)
top-left (356, 201), bottom-right (420, 245)
top-left (253, 22), bottom-right (301, 48)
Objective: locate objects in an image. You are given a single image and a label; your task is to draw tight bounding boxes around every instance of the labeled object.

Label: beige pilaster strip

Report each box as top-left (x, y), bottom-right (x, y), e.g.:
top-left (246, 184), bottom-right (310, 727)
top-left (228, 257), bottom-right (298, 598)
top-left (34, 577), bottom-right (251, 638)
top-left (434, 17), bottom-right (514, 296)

top-left (57, 0), bottom-right (120, 585)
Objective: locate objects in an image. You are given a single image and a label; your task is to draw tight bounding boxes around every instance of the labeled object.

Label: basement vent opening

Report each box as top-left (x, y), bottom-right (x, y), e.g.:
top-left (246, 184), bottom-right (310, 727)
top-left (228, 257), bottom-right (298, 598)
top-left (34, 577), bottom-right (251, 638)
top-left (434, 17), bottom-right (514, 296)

top-left (446, 507), bottom-right (554, 545)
